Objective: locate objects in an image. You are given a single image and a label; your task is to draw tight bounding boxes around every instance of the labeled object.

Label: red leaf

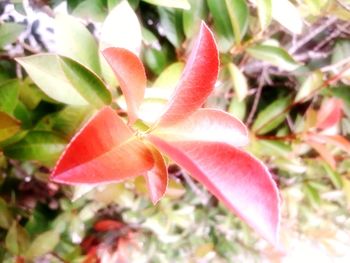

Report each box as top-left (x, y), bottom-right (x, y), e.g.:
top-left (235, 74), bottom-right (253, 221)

top-left (153, 109), bottom-right (249, 147)
top-left (94, 220), bottom-right (124, 232)
top-left (157, 22), bottom-right (219, 127)
top-left (102, 48), bottom-right (147, 124)
top-left (147, 135), bottom-right (280, 245)
top-left (51, 107), bottom-right (154, 185)
top-left (145, 144), bottom-right (168, 204)
top-left (316, 98), bottom-right (343, 130)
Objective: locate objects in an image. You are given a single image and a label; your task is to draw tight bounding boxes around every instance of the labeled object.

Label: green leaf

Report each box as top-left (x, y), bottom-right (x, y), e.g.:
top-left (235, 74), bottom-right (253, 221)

top-left (0, 112), bottom-right (21, 142)
top-left (3, 131), bottom-right (66, 166)
top-left (252, 96), bottom-right (291, 134)
top-left (182, 0), bottom-right (208, 38)
top-left (228, 96), bottom-right (246, 121)
top-left (247, 44), bottom-right (299, 71)
top-left (304, 0), bottom-right (328, 15)
top-left (304, 183), bottom-right (321, 207)
top-left (99, 0), bottom-right (142, 85)
top-left (332, 39), bottom-right (350, 64)
top-left (271, 0), bottom-right (303, 34)
top-left (13, 101), bottom-right (31, 129)
top-left (0, 198), bottom-right (13, 229)
top-left (24, 230), bottom-right (60, 260)
top-left (153, 62), bottom-right (184, 89)
top-left (16, 54), bottom-right (88, 105)
top-left (331, 86), bottom-right (350, 105)
top-left (0, 23), bottom-right (26, 47)
top-left (294, 70), bottom-right (323, 102)
top-left (51, 105), bottom-right (92, 137)
top-left (207, 0), bottom-right (234, 52)
top-left (322, 162), bottom-right (343, 189)
top-left (55, 14), bottom-right (101, 75)
top-left (142, 0), bottom-right (190, 9)
top-left (18, 79), bottom-right (44, 110)
top-left (72, 0), bottom-right (107, 21)
top-left (256, 0), bottom-right (272, 30)
top-left (5, 222), bottom-right (29, 255)
top-left (59, 56), bottom-right (112, 108)
top-left (227, 63), bottom-right (248, 101)
top-left (224, 0), bottom-right (249, 43)
top-left (158, 7), bottom-right (185, 48)
top-left (0, 79), bottom-right (20, 114)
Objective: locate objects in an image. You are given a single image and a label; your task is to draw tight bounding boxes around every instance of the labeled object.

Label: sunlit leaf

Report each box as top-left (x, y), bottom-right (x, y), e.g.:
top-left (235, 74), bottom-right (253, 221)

top-left (55, 14), bottom-right (100, 75)
top-left (247, 45), bottom-right (299, 71)
top-left (154, 109), bottom-right (248, 147)
top-left (157, 23), bottom-right (219, 127)
top-left (257, 0), bottom-right (272, 30)
top-left (152, 62), bottom-right (185, 90)
top-left (100, 1), bottom-right (142, 53)
top-left (59, 56), bottom-right (112, 108)
top-left (148, 135), bottom-right (280, 245)
top-left (102, 48), bottom-right (146, 123)
top-left (271, 0), bottom-right (303, 34)
top-left (51, 107), bottom-right (154, 185)
top-left (294, 71), bottom-right (323, 103)
top-left (0, 22), bottom-right (25, 47)
top-left (227, 63), bottom-right (248, 101)
top-left (16, 54), bottom-right (87, 105)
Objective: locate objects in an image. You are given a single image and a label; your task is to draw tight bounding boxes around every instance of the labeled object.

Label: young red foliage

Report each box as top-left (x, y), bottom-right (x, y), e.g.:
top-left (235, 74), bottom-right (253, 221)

top-left (51, 22), bottom-right (280, 245)
top-left (316, 98), bottom-right (343, 130)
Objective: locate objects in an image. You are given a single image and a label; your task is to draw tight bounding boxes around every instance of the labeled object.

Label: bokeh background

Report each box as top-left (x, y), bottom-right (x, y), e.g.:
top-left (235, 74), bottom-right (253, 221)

top-left (1, 0), bottom-right (350, 262)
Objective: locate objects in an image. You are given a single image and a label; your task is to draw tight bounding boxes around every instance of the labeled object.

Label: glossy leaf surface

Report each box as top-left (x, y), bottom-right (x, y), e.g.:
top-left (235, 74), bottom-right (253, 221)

top-left (157, 23), bottom-right (219, 127)
top-left (51, 107), bottom-right (154, 185)
top-left (153, 109), bottom-right (249, 147)
top-left (55, 14), bottom-right (100, 75)
top-left (59, 56), bottom-right (112, 108)
top-left (103, 48), bottom-right (146, 123)
top-left (3, 131), bottom-right (66, 165)
top-left (147, 135), bottom-right (280, 245)
top-left (16, 55), bottom-right (87, 105)
top-left (0, 112), bottom-right (21, 142)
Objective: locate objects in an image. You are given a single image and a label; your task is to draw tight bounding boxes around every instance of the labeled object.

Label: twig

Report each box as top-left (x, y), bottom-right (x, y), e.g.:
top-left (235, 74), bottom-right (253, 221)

top-left (182, 172), bottom-right (209, 205)
top-left (289, 17), bottom-right (338, 54)
top-left (246, 69), bottom-right (266, 126)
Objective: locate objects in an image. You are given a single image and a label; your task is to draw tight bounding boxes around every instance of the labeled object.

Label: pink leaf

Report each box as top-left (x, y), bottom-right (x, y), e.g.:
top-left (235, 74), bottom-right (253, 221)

top-left (316, 98), bottom-right (343, 130)
top-left (157, 22), bottom-right (219, 127)
top-left (147, 135), bottom-right (280, 245)
top-left (145, 143), bottom-right (168, 204)
top-left (307, 141), bottom-right (336, 169)
top-left (307, 133), bottom-right (350, 155)
top-left (102, 48), bottom-right (147, 124)
top-left (153, 109), bottom-right (249, 147)
top-left (51, 107), bottom-right (154, 185)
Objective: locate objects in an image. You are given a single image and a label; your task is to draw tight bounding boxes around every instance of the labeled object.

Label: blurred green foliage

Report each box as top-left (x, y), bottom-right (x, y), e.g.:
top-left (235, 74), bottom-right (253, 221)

top-left (1, 0), bottom-right (350, 261)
